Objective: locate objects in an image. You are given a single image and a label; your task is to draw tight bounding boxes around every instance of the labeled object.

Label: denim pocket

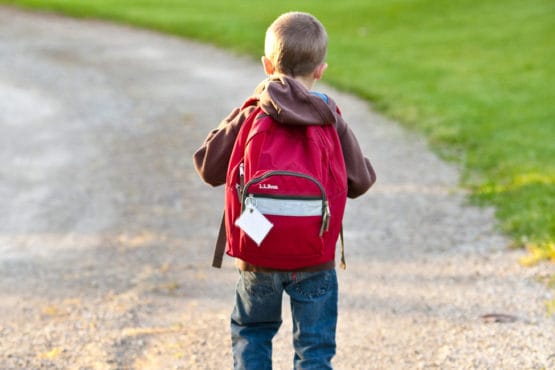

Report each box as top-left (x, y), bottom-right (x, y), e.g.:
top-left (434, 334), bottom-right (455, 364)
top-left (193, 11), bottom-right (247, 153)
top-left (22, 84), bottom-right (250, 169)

top-left (239, 271), bottom-right (275, 299)
top-left (293, 270), bottom-right (336, 299)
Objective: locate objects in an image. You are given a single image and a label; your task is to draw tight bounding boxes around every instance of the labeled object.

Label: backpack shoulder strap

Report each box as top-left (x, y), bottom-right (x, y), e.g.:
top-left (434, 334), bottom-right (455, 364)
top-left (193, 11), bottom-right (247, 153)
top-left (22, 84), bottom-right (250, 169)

top-left (212, 213), bottom-right (227, 268)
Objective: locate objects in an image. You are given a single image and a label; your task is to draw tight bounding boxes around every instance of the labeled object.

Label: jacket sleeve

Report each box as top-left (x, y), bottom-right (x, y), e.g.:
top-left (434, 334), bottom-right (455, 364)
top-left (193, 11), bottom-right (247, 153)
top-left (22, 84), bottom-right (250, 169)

top-left (335, 114), bottom-right (377, 198)
top-left (193, 106), bottom-right (255, 186)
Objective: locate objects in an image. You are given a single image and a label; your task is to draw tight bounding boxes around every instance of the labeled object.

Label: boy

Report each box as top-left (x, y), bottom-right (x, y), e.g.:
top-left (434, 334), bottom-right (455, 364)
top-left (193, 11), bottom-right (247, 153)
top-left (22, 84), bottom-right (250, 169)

top-left (193, 12), bottom-right (375, 369)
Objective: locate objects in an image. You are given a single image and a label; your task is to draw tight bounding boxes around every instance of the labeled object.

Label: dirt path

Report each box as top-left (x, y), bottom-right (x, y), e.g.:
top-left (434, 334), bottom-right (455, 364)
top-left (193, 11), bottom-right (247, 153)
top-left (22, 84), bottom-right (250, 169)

top-left (0, 7), bottom-right (553, 369)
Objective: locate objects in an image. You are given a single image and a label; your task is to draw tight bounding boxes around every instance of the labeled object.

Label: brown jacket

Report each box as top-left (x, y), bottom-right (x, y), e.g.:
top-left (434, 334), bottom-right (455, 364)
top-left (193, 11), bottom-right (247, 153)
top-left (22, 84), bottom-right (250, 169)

top-left (193, 76), bottom-right (376, 271)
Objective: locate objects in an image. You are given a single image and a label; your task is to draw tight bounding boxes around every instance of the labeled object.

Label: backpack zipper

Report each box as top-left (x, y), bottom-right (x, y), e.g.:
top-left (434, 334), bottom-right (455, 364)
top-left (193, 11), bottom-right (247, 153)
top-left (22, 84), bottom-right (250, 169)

top-left (235, 162), bottom-right (245, 200)
top-left (242, 170), bottom-right (330, 236)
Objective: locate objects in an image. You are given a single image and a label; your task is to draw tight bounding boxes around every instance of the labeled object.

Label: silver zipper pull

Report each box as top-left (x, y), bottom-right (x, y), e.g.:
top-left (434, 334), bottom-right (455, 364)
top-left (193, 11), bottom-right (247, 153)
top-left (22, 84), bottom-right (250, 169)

top-left (236, 162), bottom-right (245, 200)
top-left (320, 201), bottom-right (331, 236)
top-left (245, 195), bottom-right (256, 213)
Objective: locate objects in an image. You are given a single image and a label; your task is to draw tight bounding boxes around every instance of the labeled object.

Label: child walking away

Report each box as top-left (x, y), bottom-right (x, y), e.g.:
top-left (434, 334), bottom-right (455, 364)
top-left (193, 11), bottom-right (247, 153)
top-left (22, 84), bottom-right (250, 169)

top-left (193, 12), bottom-right (376, 370)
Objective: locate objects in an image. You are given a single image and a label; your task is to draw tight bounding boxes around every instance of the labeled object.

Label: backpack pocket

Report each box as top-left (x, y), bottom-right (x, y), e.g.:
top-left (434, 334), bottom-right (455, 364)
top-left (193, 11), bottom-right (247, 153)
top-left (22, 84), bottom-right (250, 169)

top-left (237, 171), bottom-right (330, 267)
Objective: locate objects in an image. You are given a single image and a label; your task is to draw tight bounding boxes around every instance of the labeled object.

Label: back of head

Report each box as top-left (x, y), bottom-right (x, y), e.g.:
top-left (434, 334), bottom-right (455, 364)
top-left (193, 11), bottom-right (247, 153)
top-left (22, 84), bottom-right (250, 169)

top-left (265, 12), bottom-right (328, 77)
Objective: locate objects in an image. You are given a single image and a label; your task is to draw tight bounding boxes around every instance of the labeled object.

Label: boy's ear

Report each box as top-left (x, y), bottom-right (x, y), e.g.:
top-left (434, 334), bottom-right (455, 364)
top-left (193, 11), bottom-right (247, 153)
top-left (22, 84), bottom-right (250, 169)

top-left (314, 63), bottom-right (328, 80)
top-left (261, 56), bottom-right (275, 76)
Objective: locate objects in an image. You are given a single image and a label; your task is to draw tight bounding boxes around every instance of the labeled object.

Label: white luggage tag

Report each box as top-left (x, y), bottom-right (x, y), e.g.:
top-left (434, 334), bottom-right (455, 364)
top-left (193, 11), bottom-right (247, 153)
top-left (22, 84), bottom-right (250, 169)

top-left (235, 199), bottom-right (273, 246)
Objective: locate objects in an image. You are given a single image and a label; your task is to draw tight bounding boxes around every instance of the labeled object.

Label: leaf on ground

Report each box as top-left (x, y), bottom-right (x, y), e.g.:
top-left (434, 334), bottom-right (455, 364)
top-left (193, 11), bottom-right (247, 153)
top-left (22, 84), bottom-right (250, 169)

top-left (40, 347), bottom-right (63, 359)
top-left (41, 305), bottom-right (66, 317)
top-left (481, 313), bottom-right (520, 323)
top-left (122, 325), bottom-right (182, 337)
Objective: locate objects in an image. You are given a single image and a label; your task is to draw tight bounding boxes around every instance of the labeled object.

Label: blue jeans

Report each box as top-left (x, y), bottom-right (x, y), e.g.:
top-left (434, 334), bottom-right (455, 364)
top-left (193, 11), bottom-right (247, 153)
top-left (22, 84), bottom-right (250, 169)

top-left (231, 269), bottom-right (338, 370)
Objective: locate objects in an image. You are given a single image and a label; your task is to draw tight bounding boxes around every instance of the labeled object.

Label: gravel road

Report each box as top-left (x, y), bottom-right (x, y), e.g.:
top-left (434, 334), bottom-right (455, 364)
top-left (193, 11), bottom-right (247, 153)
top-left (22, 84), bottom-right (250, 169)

top-left (0, 6), bottom-right (553, 370)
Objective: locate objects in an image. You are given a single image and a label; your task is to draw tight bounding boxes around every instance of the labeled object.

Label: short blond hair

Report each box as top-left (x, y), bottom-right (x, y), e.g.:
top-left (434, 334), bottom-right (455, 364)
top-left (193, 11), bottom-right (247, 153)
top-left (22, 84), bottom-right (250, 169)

top-left (264, 12), bottom-right (328, 77)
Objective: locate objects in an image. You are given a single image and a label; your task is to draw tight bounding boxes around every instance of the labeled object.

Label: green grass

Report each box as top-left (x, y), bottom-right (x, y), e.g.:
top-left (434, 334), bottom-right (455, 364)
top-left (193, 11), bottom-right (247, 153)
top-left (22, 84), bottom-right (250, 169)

top-left (3, 0), bottom-right (554, 256)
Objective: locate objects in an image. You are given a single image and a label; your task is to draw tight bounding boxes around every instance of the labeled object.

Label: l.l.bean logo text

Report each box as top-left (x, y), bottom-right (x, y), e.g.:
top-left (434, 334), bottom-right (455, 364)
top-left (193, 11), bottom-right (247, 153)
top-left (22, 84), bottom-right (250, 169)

top-left (259, 183), bottom-right (279, 190)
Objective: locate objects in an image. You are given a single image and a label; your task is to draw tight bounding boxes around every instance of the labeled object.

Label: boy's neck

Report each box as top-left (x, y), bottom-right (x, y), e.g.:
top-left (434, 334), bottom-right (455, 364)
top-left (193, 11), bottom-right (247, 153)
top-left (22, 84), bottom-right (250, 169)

top-left (295, 75), bottom-right (317, 90)
top-left (274, 73), bottom-right (317, 90)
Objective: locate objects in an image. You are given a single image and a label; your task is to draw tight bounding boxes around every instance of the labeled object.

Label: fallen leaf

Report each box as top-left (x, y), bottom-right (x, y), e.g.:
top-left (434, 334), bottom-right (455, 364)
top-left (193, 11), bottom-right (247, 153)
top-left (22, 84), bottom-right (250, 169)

top-left (40, 348), bottom-right (63, 359)
top-left (481, 313), bottom-right (519, 323)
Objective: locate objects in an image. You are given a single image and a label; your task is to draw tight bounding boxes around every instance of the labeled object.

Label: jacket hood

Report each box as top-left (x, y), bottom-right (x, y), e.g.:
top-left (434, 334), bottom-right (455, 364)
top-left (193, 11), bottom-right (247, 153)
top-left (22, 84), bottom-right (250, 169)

top-left (254, 76), bottom-right (338, 126)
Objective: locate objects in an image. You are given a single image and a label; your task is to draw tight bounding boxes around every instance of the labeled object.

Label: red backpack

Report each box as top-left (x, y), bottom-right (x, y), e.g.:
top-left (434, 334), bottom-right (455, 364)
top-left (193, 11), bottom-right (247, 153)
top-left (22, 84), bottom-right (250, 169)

top-left (214, 98), bottom-right (347, 270)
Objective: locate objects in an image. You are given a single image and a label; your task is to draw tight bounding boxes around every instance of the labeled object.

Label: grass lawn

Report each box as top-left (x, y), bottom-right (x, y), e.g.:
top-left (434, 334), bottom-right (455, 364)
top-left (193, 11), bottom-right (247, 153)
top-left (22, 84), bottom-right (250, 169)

top-left (2, 0), bottom-right (554, 258)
